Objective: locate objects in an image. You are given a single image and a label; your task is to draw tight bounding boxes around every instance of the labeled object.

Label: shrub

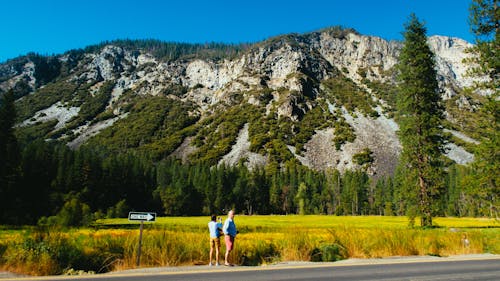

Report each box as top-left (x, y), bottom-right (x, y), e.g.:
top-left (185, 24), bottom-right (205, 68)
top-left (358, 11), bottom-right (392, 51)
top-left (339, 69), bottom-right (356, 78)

top-left (322, 75), bottom-right (376, 115)
top-left (38, 198), bottom-right (94, 227)
top-left (87, 96), bottom-right (199, 154)
top-left (106, 200), bottom-right (129, 218)
top-left (353, 148), bottom-right (375, 167)
top-left (333, 118), bottom-right (356, 150)
top-left (1, 231), bottom-right (107, 275)
top-left (57, 198), bottom-right (94, 227)
top-left (239, 240), bottom-right (279, 266)
top-left (311, 243), bottom-right (345, 262)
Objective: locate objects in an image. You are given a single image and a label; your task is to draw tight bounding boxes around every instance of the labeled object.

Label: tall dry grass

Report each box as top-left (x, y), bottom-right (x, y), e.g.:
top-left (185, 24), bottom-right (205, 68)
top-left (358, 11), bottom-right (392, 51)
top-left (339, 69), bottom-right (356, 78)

top-left (0, 216), bottom-right (498, 276)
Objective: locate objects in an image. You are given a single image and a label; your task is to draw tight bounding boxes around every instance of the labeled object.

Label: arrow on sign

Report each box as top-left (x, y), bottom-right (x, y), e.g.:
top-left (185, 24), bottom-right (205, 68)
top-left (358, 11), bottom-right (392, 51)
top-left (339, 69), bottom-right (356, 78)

top-left (128, 212), bottom-right (156, 222)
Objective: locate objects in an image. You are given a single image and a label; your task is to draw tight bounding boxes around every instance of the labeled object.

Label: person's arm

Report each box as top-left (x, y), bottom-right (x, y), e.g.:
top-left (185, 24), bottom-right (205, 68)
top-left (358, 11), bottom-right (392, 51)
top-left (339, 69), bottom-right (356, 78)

top-left (222, 220), bottom-right (229, 235)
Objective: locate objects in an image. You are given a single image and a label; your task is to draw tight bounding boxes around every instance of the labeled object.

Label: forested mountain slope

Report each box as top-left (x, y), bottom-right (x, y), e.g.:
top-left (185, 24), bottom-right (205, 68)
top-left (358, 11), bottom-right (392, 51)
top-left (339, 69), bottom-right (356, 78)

top-left (0, 27), bottom-right (484, 177)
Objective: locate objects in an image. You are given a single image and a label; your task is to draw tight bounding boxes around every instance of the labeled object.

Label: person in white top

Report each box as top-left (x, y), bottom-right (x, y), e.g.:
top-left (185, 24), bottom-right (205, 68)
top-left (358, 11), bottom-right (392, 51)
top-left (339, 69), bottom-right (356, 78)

top-left (222, 210), bottom-right (238, 266)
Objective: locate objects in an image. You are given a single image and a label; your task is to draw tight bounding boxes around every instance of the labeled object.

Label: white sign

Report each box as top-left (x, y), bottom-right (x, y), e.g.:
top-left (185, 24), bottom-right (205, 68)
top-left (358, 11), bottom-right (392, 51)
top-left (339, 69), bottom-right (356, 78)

top-left (128, 212), bottom-right (156, 222)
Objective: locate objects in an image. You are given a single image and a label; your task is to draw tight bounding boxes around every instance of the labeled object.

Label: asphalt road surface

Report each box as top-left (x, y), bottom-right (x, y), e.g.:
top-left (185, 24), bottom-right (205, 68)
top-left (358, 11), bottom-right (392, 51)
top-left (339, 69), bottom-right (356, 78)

top-left (4, 256), bottom-right (500, 281)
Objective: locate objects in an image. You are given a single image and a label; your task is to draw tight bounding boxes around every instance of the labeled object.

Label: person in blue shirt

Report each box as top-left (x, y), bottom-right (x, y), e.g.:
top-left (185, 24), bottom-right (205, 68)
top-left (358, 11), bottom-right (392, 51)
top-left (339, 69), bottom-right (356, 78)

top-left (208, 214), bottom-right (223, 266)
top-left (222, 209), bottom-right (238, 266)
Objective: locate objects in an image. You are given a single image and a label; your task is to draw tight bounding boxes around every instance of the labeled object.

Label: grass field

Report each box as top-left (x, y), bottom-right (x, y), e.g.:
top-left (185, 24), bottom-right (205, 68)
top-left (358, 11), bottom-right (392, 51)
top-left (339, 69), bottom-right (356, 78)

top-left (0, 216), bottom-right (498, 276)
top-left (98, 215), bottom-right (499, 230)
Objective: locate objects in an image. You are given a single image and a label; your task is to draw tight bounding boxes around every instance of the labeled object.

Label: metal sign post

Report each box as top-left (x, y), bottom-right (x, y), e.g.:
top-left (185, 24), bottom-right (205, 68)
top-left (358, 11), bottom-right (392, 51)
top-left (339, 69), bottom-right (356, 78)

top-left (128, 212), bottom-right (156, 267)
top-left (136, 221), bottom-right (144, 266)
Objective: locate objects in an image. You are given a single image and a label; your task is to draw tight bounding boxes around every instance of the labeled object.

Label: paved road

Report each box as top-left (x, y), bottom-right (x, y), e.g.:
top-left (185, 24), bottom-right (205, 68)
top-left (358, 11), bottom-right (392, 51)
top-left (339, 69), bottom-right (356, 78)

top-left (4, 256), bottom-right (500, 281)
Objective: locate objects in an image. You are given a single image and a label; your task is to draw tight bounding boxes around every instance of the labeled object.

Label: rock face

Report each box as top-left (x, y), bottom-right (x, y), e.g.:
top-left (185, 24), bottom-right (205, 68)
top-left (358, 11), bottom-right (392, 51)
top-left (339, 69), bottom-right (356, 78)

top-left (219, 123), bottom-right (268, 169)
top-left (19, 101), bottom-right (80, 130)
top-left (428, 36), bottom-right (476, 99)
top-left (317, 32), bottom-right (400, 81)
top-left (0, 28), bottom-right (480, 176)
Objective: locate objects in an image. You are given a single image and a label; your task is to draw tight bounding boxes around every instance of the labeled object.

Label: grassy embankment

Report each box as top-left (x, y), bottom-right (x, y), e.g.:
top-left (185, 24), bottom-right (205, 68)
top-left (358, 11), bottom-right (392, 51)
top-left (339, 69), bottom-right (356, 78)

top-left (0, 216), bottom-right (498, 276)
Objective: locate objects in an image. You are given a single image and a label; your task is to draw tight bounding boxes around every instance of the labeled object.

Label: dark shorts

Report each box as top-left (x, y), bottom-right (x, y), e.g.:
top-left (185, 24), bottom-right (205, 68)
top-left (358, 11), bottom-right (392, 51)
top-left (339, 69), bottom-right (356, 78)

top-left (225, 235), bottom-right (235, 251)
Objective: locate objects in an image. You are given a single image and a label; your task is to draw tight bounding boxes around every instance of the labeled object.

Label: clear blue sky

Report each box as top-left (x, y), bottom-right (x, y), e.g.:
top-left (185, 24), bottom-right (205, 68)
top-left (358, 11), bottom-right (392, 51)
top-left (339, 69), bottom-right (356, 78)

top-left (1, 0), bottom-right (475, 62)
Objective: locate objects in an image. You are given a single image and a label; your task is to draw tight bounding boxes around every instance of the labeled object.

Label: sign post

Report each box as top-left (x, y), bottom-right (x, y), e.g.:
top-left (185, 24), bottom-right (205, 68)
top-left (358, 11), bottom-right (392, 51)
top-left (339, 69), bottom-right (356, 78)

top-left (136, 221), bottom-right (144, 267)
top-left (128, 212), bottom-right (156, 266)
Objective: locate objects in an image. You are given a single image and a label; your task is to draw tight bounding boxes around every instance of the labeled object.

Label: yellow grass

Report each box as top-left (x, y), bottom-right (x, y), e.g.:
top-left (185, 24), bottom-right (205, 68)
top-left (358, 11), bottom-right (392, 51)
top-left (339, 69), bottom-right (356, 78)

top-left (96, 215), bottom-right (499, 265)
top-left (98, 215), bottom-right (498, 230)
top-left (1, 216), bottom-right (498, 276)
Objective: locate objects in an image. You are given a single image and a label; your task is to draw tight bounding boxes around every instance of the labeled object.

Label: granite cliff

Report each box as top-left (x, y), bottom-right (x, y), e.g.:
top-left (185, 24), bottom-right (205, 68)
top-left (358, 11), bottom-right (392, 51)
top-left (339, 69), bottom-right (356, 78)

top-left (0, 27), bottom-right (482, 177)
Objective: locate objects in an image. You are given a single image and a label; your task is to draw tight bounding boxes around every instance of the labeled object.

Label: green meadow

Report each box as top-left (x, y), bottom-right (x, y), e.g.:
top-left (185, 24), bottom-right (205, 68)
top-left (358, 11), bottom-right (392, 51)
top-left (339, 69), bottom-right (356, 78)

top-left (0, 216), bottom-right (498, 276)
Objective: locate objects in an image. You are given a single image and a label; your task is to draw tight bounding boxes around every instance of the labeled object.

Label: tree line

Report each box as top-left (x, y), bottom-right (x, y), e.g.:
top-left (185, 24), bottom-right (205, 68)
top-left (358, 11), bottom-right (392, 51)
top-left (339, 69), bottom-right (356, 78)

top-left (0, 127), bottom-right (492, 226)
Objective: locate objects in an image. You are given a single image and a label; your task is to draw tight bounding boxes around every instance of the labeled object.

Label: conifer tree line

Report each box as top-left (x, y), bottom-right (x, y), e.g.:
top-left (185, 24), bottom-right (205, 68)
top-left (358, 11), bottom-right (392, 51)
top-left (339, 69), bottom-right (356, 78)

top-left (0, 2), bottom-right (497, 226)
top-left (0, 135), bottom-right (493, 226)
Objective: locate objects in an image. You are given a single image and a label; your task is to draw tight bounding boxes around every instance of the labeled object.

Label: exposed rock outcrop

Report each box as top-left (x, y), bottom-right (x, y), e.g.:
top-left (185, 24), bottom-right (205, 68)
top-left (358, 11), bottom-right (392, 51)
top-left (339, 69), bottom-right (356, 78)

top-left (1, 28), bottom-right (481, 175)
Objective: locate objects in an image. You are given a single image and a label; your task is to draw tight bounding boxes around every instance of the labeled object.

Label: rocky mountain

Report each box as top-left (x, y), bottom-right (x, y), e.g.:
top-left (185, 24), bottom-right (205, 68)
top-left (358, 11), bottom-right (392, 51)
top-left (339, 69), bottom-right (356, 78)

top-left (0, 27), bottom-right (483, 177)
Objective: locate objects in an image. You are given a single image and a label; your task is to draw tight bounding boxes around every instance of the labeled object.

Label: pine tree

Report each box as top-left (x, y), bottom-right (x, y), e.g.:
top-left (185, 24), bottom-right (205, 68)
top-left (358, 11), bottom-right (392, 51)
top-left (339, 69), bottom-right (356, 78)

top-left (466, 0), bottom-right (499, 217)
top-left (295, 182), bottom-right (308, 215)
top-left (0, 90), bottom-right (21, 224)
top-left (396, 14), bottom-right (447, 227)
top-left (468, 0), bottom-right (499, 89)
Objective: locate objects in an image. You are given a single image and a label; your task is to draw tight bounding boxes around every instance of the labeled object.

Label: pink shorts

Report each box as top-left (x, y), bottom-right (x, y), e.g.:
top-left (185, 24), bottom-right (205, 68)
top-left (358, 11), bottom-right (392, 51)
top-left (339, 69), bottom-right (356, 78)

top-left (225, 235), bottom-right (235, 251)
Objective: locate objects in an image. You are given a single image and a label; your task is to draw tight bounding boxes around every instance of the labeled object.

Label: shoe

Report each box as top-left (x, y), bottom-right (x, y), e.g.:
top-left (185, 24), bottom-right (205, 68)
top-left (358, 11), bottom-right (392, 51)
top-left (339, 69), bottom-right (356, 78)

top-left (209, 262), bottom-right (213, 266)
top-left (216, 262), bottom-right (220, 266)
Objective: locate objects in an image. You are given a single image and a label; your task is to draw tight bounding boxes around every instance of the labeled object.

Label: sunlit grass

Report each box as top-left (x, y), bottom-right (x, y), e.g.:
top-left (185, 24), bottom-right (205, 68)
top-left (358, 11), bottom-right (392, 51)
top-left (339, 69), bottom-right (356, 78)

top-left (1, 216), bottom-right (498, 276)
top-left (97, 215), bottom-right (499, 231)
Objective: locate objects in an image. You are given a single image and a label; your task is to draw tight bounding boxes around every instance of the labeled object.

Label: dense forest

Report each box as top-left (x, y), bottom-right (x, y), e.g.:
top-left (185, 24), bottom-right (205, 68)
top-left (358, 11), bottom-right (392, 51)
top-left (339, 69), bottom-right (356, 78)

top-left (0, 134), bottom-right (490, 226)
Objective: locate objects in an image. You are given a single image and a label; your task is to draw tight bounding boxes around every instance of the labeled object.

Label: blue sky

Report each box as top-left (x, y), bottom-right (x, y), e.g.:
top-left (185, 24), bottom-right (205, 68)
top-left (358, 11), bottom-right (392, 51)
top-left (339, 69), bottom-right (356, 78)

top-left (1, 0), bottom-right (475, 62)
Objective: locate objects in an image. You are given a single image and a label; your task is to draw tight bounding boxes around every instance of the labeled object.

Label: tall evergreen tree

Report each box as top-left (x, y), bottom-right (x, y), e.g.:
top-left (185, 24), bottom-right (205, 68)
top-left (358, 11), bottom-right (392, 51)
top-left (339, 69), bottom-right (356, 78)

top-left (465, 0), bottom-right (499, 217)
top-left (396, 14), bottom-right (447, 227)
top-left (0, 90), bottom-right (21, 224)
top-left (468, 0), bottom-right (499, 89)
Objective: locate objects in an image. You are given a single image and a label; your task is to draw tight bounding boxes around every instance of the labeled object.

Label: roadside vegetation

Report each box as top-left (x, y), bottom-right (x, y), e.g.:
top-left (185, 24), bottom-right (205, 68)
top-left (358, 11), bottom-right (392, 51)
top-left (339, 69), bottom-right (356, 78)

top-left (0, 216), bottom-right (498, 276)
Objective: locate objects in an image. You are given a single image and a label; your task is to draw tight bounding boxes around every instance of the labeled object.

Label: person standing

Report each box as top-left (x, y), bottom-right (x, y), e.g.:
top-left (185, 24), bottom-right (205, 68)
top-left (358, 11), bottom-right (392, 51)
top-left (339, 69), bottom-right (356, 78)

top-left (208, 214), bottom-right (222, 266)
top-left (223, 210), bottom-right (237, 266)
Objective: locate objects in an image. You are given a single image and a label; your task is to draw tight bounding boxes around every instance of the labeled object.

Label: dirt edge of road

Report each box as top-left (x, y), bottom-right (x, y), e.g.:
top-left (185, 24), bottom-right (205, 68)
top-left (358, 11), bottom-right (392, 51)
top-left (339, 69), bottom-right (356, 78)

top-left (2, 254), bottom-right (499, 280)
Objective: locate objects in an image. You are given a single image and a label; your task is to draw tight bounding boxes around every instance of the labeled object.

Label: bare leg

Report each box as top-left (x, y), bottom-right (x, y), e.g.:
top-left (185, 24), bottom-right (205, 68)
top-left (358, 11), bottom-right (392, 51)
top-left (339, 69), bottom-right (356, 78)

top-left (215, 247), bottom-right (220, 265)
top-left (225, 249), bottom-right (230, 265)
top-left (209, 245), bottom-right (214, 265)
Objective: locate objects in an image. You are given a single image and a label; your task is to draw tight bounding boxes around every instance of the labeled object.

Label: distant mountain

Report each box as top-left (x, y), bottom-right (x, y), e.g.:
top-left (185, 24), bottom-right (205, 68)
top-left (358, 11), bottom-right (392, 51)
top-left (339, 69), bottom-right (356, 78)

top-left (0, 27), bottom-right (484, 177)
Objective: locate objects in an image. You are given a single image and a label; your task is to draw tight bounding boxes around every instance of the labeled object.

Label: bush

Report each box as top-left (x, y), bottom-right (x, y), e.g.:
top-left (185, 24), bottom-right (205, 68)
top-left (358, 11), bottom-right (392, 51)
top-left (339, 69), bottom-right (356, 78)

top-left (319, 244), bottom-right (345, 261)
top-left (310, 242), bottom-right (346, 262)
top-left (57, 198), bottom-right (94, 227)
top-left (353, 148), bottom-right (375, 167)
top-left (322, 76), bottom-right (376, 115)
top-left (87, 96), bottom-right (199, 154)
top-left (38, 198), bottom-right (94, 227)
top-left (333, 118), bottom-right (356, 150)
top-left (240, 241), bottom-right (279, 266)
top-left (2, 231), bottom-right (111, 275)
top-left (106, 200), bottom-right (129, 218)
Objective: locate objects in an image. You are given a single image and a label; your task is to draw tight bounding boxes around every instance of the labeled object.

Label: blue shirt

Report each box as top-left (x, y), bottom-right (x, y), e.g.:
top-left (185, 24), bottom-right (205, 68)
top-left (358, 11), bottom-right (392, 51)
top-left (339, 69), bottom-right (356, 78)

top-left (208, 221), bottom-right (222, 238)
top-left (223, 218), bottom-right (237, 237)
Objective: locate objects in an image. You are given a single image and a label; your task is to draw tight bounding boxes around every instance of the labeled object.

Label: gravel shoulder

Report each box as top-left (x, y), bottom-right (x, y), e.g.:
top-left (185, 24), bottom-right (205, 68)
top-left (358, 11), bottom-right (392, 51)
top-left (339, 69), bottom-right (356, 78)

top-left (1, 254), bottom-right (499, 279)
top-left (107, 254), bottom-right (500, 275)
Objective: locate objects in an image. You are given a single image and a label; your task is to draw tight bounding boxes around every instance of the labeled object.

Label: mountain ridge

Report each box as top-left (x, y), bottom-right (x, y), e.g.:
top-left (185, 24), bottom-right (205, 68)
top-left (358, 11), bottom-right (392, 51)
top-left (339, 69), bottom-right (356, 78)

top-left (0, 27), bottom-right (483, 177)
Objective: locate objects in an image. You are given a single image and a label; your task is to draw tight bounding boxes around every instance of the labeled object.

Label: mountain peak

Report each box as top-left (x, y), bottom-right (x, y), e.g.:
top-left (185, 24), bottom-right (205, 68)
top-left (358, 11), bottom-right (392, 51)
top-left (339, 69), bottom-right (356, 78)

top-left (1, 28), bottom-right (480, 176)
